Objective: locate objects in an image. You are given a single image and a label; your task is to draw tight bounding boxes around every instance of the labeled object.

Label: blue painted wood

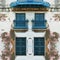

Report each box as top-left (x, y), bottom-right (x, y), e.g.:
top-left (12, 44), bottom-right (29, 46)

top-left (16, 13), bottom-right (25, 21)
top-left (14, 20), bottom-right (28, 29)
top-left (10, 0), bottom-right (50, 7)
top-left (34, 37), bottom-right (45, 55)
top-left (17, 0), bottom-right (27, 2)
top-left (32, 20), bottom-right (46, 29)
top-left (35, 13), bottom-right (44, 21)
top-left (32, 13), bottom-right (46, 29)
top-left (17, 0), bottom-right (43, 2)
top-left (16, 37), bottom-right (26, 55)
top-left (27, 0), bottom-right (33, 2)
top-left (34, 0), bottom-right (43, 2)
top-left (14, 13), bottom-right (28, 29)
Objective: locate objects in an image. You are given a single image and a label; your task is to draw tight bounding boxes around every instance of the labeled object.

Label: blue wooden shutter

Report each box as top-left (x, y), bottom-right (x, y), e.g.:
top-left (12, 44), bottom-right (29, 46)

top-left (35, 13), bottom-right (44, 21)
top-left (16, 37), bottom-right (26, 55)
top-left (16, 13), bottom-right (25, 21)
top-left (34, 37), bottom-right (45, 55)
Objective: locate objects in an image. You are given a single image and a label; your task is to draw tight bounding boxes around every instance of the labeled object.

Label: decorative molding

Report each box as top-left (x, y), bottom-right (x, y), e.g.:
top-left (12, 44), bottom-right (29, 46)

top-left (12, 8), bottom-right (48, 11)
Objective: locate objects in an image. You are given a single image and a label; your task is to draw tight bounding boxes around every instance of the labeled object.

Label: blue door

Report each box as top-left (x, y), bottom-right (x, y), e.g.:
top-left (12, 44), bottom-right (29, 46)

top-left (34, 37), bottom-right (45, 55)
top-left (16, 37), bottom-right (26, 55)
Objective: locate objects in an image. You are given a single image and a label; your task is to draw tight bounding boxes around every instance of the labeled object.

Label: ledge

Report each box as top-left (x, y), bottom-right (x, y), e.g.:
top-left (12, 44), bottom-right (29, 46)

top-left (14, 29), bottom-right (28, 32)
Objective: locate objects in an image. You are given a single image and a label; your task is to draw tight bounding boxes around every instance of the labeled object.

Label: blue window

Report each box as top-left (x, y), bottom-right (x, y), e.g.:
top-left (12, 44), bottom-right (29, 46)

top-left (16, 13), bottom-right (25, 21)
top-left (32, 13), bottom-right (46, 29)
top-left (14, 13), bottom-right (28, 29)
top-left (16, 37), bottom-right (26, 55)
top-left (35, 13), bottom-right (44, 21)
top-left (34, 37), bottom-right (45, 55)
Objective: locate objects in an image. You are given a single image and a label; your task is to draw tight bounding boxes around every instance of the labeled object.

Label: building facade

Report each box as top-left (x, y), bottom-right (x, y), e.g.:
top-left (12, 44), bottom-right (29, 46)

top-left (0, 0), bottom-right (5, 11)
top-left (0, 0), bottom-right (60, 60)
top-left (10, 0), bottom-right (50, 60)
top-left (0, 0), bottom-right (5, 8)
top-left (0, 0), bottom-right (10, 12)
top-left (50, 0), bottom-right (60, 12)
top-left (54, 0), bottom-right (60, 11)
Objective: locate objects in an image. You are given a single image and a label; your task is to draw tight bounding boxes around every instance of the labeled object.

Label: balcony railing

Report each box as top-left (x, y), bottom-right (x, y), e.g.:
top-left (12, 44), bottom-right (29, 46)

top-left (32, 20), bottom-right (47, 29)
top-left (13, 20), bottom-right (28, 29)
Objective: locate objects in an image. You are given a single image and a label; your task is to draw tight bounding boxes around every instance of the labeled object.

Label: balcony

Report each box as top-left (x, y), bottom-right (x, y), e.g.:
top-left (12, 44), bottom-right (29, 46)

top-left (32, 20), bottom-right (47, 32)
top-left (32, 13), bottom-right (48, 32)
top-left (13, 20), bottom-right (28, 32)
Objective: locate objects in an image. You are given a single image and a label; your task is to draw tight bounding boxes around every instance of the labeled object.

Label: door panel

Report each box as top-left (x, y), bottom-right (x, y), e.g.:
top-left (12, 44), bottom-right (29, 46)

top-left (16, 37), bottom-right (26, 55)
top-left (34, 37), bottom-right (45, 55)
